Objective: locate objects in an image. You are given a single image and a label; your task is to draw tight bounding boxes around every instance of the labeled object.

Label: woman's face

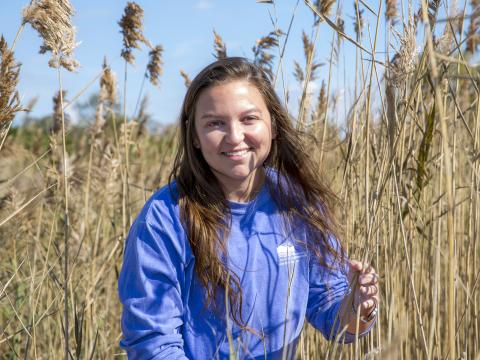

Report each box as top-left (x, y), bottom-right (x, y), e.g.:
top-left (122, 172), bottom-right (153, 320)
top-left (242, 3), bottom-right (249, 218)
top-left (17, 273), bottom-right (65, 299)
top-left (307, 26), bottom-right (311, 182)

top-left (193, 80), bottom-right (274, 196)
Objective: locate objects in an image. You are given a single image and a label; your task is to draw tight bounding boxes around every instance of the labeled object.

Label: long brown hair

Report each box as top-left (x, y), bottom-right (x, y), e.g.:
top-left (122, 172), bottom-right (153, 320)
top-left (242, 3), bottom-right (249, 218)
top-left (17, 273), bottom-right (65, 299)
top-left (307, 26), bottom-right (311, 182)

top-left (169, 57), bottom-right (344, 332)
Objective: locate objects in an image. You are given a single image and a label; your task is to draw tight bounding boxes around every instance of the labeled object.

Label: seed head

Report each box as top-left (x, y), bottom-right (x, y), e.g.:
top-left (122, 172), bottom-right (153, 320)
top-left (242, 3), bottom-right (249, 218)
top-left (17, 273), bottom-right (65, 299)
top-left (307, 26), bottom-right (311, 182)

top-left (22, 0), bottom-right (79, 72)
top-left (386, 0), bottom-right (399, 25)
top-left (313, 0), bottom-right (335, 24)
top-left (180, 69), bottom-right (191, 88)
top-left (333, 9), bottom-right (344, 65)
top-left (99, 57), bottom-right (117, 105)
top-left (146, 45), bottom-right (163, 87)
top-left (118, 2), bottom-right (149, 64)
top-left (301, 31), bottom-right (322, 81)
top-left (293, 61), bottom-right (304, 83)
top-left (0, 36), bottom-right (22, 139)
top-left (213, 30), bottom-right (227, 59)
top-left (316, 80), bottom-right (327, 118)
top-left (252, 29), bottom-right (284, 80)
top-left (467, 0), bottom-right (480, 53)
top-left (51, 90), bottom-right (66, 134)
top-left (94, 58), bottom-right (117, 135)
top-left (388, 17), bottom-right (418, 87)
top-left (353, 2), bottom-right (364, 39)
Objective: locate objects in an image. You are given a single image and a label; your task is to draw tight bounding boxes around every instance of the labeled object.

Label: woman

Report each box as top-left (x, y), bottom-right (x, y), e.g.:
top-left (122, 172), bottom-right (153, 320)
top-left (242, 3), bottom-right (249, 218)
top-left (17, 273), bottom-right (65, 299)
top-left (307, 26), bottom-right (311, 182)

top-left (118, 57), bottom-right (379, 359)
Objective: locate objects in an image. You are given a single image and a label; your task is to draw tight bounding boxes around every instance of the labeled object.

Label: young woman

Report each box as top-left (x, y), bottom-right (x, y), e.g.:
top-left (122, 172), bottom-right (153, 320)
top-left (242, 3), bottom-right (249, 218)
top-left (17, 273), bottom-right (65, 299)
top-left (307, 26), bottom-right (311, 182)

top-left (118, 57), bottom-right (379, 359)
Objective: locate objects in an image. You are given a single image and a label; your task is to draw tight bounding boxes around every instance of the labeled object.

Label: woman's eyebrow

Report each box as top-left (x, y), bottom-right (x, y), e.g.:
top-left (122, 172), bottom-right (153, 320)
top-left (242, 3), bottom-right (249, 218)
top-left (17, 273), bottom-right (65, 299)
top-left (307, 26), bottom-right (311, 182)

top-left (199, 107), bottom-right (262, 120)
top-left (199, 112), bottom-right (224, 120)
top-left (240, 107), bottom-right (262, 116)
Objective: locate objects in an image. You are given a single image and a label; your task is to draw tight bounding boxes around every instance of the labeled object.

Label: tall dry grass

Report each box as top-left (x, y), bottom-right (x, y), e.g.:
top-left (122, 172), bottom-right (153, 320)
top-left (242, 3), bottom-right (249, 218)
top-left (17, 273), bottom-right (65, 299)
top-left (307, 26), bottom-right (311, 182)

top-left (1, 0), bottom-right (479, 359)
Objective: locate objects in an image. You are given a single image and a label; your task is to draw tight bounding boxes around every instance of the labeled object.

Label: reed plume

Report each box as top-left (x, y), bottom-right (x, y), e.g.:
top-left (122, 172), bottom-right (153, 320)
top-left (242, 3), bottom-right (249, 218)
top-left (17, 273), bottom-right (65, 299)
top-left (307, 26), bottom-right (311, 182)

top-left (315, 80), bottom-right (327, 119)
top-left (333, 9), bottom-right (345, 65)
top-left (293, 61), bottom-right (304, 83)
top-left (24, 96), bottom-right (38, 114)
top-left (51, 90), bottom-right (66, 135)
top-left (94, 58), bottom-right (117, 135)
top-left (213, 29), bottom-right (227, 59)
top-left (146, 45), bottom-right (164, 87)
top-left (118, 2), bottom-right (149, 64)
top-left (100, 58), bottom-right (117, 106)
top-left (313, 0), bottom-right (336, 24)
top-left (427, 0), bottom-right (441, 27)
top-left (466, 0), bottom-right (480, 53)
top-left (252, 29), bottom-right (283, 80)
top-left (388, 15), bottom-right (417, 88)
top-left (180, 69), bottom-right (192, 88)
top-left (0, 36), bottom-right (21, 141)
top-left (353, 2), bottom-right (364, 39)
top-left (301, 31), bottom-right (322, 81)
top-left (22, 0), bottom-right (79, 71)
top-left (386, 0), bottom-right (399, 25)
top-left (136, 96), bottom-right (150, 138)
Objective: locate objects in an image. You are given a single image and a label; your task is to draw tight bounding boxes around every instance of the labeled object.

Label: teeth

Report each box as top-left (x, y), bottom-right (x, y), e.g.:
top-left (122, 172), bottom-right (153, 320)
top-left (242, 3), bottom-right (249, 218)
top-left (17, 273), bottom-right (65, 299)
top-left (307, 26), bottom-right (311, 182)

top-left (224, 149), bottom-right (249, 156)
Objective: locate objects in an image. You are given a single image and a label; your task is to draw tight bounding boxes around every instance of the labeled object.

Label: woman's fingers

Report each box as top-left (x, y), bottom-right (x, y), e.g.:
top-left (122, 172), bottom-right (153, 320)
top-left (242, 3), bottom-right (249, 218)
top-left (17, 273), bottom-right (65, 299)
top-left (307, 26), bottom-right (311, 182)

top-left (349, 259), bottom-right (380, 315)
top-left (358, 298), bottom-right (377, 312)
top-left (359, 272), bottom-right (378, 286)
top-left (348, 259), bottom-right (380, 317)
top-left (349, 259), bottom-right (363, 271)
top-left (359, 284), bottom-right (378, 296)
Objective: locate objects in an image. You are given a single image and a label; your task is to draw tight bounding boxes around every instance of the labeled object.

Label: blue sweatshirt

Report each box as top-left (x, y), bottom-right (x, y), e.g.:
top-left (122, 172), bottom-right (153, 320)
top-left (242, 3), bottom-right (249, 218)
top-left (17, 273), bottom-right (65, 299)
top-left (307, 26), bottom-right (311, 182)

top-left (118, 176), bottom-right (374, 359)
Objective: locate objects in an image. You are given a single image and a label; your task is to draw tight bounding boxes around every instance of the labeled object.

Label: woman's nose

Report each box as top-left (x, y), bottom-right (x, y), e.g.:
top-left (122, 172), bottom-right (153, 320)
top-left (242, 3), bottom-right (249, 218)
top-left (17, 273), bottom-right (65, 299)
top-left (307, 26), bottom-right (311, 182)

top-left (225, 122), bottom-right (244, 144)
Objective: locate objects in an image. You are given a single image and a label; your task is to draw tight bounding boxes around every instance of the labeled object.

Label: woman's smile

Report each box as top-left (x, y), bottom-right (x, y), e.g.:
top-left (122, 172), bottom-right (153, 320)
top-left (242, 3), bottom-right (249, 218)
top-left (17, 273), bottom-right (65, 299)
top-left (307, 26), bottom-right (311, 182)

top-left (222, 148), bottom-right (252, 159)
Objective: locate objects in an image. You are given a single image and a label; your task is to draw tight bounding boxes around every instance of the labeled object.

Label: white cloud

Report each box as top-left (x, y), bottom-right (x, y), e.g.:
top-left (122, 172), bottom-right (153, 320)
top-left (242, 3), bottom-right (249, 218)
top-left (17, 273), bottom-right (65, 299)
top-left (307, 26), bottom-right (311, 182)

top-left (195, 0), bottom-right (213, 10)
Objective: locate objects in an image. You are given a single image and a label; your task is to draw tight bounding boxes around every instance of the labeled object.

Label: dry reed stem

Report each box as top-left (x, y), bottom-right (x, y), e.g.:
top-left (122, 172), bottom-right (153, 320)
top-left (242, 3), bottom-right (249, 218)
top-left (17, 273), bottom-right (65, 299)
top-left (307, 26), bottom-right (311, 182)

top-left (3, 1), bottom-right (480, 358)
top-left (418, 1), bottom-right (458, 358)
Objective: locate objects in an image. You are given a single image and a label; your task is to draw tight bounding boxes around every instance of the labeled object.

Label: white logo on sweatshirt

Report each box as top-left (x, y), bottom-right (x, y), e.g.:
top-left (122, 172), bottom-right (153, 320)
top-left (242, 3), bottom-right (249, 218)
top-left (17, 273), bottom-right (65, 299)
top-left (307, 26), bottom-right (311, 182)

top-left (276, 240), bottom-right (306, 266)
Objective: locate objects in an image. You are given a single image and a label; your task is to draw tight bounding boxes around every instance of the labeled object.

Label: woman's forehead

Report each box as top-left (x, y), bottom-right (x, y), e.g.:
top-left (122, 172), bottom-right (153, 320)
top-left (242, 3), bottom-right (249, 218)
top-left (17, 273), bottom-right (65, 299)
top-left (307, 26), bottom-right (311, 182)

top-left (194, 81), bottom-right (267, 114)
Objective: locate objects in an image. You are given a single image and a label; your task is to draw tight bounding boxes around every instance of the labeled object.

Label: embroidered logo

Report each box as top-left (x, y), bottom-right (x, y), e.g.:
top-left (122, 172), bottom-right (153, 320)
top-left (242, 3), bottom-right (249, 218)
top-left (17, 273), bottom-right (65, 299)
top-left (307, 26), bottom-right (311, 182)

top-left (276, 240), bottom-right (306, 266)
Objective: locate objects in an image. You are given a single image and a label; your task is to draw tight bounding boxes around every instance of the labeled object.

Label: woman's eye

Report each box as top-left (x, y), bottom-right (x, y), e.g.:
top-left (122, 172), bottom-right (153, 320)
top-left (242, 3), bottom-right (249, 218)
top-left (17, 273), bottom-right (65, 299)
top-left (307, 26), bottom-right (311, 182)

top-left (207, 120), bottom-right (222, 127)
top-left (243, 116), bottom-right (258, 122)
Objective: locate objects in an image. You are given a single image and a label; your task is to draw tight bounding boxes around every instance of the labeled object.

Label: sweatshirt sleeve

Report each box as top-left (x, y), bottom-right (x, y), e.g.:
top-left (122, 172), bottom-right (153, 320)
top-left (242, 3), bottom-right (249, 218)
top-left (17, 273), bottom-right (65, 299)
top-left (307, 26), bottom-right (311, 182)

top-left (118, 198), bottom-right (189, 359)
top-left (305, 236), bottom-right (375, 343)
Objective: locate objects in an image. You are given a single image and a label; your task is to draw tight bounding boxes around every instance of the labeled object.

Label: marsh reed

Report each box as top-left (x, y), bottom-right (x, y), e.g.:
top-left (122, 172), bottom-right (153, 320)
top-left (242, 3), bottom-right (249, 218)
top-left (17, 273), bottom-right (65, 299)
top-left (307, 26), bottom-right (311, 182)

top-left (1, 0), bottom-right (479, 358)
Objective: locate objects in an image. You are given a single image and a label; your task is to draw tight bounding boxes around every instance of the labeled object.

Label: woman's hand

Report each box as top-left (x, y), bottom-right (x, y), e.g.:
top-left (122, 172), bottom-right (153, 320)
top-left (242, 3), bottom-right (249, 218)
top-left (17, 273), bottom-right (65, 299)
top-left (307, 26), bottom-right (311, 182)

top-left (348, 260), bottom-right (379, 321)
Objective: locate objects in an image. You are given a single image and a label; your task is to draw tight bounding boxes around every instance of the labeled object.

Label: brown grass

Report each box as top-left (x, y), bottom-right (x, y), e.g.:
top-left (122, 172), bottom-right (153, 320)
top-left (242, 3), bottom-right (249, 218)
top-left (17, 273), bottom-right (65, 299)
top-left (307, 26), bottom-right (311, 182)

top-left (1, 1), bottom-right (480, 359)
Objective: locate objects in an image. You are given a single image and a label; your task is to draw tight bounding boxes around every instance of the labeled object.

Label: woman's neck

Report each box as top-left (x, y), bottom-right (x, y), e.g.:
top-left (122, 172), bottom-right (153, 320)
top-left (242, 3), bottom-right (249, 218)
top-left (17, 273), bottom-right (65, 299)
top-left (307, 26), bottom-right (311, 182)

top-left (221, 168), bottom-right (266, 203)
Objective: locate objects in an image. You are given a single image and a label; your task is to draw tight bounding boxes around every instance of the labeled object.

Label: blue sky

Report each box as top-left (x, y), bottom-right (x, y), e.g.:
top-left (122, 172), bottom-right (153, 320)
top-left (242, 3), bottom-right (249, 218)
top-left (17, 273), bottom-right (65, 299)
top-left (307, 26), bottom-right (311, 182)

top-left (1, 0), bottom-right (417, 127)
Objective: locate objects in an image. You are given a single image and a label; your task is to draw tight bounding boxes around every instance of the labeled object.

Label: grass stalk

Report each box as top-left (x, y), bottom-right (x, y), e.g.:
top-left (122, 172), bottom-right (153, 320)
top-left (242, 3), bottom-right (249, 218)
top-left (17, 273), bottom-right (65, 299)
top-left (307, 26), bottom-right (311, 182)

top-left (419, 1), bottom-right (457, 357)
top-left (56, 65), bottom-right (70, 360)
